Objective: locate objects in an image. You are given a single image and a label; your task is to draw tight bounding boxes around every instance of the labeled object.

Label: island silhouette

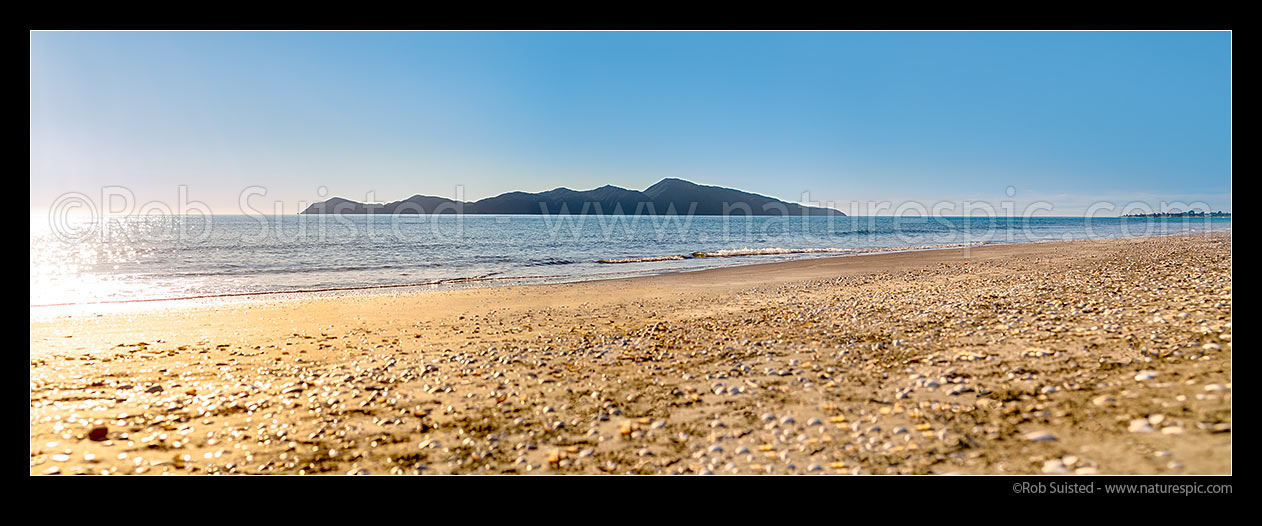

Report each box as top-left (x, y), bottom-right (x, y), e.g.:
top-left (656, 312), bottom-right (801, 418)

top-left (301, 178), bottom-right (845, 216)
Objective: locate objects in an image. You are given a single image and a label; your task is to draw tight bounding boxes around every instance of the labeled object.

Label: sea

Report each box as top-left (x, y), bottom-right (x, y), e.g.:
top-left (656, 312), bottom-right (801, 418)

top-left (30, 214), bottom-right (1231, 308)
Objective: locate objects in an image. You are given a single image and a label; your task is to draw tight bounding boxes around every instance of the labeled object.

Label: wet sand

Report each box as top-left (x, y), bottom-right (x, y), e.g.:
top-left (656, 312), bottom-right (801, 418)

top-left (30, 232), bottom-right (1231, 475)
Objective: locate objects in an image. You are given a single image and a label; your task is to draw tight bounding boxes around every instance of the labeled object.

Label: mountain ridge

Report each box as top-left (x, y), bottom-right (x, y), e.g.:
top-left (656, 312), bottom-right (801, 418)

top-left (300, 178), bottom-right (845, 216)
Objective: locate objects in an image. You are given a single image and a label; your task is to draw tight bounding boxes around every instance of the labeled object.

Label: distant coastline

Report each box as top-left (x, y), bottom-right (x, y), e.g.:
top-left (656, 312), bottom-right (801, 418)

top-left (1121, 210), bottom-right (1231, 218)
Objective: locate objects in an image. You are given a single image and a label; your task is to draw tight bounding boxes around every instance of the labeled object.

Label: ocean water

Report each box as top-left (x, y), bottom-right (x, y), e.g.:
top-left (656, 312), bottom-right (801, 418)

top-left (29, 215), bottom-right (1231, 307)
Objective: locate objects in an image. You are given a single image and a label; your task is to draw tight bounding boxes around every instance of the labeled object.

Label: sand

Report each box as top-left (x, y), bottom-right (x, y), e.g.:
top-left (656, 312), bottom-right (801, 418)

top-left (29, 232), bottom-right (1231, 475)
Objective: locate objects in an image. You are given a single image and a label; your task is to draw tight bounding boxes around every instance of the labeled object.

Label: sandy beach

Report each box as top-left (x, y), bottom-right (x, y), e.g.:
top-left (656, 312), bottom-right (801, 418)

top-left (29, 232), bottom-right (1231, 475)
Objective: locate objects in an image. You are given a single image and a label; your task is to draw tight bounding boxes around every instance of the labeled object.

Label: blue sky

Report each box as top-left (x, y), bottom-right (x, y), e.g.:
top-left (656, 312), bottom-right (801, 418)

top-left (30, 31), bottom-right (1231, 215)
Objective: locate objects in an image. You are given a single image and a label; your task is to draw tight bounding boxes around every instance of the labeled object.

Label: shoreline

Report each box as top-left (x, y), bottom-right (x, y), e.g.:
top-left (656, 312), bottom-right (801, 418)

top-left (30, 232), bottom-right (1231, 475)
top-left (29, 228), bottom-right (1228, 317)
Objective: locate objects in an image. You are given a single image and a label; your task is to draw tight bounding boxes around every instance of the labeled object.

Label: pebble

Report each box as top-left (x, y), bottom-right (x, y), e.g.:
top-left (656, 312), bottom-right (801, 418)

top-left (1023, 431), bottom-right (1057, 442)
top-left (87, 426), bottom-right (109, 441)
top-left (1134, 371), bottom-right (1159, 382)
top-left (1041, 460), bottom-right (1068, 474)
top-left (1128, 419), bottom-right (1154, 433)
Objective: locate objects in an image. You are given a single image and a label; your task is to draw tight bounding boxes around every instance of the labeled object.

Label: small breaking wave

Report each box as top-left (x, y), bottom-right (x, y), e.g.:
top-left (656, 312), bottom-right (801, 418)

top-left (730, 242), bottom-right (988, 258)
top-left (597, 254), bottom-right (689, 264)
top-left (692, 247), bottom-right (855, 258)
top-left (154, 261), bottom-right (444, 278)
top-left (525, 258), bottom-right (577, 266)
top-left (691, 242), bottom-right (989, 258)
top-left (597, 242), bottom-right (993, 263)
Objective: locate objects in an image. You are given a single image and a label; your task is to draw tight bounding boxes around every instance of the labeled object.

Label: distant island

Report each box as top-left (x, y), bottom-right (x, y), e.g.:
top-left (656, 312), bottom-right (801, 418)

top-left (1121, 210), bottom-right (1231, 218)
top-left (301, 178), bottom-right (845, 216)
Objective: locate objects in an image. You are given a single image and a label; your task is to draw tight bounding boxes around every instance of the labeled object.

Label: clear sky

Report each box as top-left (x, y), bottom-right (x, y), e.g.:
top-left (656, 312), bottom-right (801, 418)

top-left (30, 31), bottom-right (1231, 216)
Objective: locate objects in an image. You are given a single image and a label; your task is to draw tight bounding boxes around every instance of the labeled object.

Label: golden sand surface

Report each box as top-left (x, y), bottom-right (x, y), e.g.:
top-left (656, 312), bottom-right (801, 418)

top-left (30, 232), bottom-right (1231, 475)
